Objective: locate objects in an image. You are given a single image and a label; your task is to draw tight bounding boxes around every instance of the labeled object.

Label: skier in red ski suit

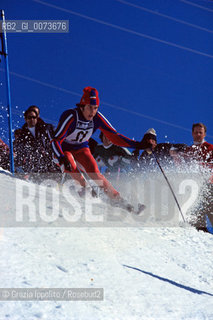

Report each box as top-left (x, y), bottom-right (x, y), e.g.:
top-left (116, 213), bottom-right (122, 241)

top-left (52, 86), bottom-right (145, 200)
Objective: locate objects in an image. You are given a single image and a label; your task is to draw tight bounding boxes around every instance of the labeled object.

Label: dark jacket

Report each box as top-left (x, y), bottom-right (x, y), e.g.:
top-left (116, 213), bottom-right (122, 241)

top-left (93, 143), bottom-right (133, 174)
top-left (14, 120), bottom-right (57, 173)
top-left (139, 143), bottom-right (187, 169)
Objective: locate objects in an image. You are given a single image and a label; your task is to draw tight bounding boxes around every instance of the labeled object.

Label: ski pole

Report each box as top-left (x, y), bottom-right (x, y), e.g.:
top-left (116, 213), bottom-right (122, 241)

top-left (116, 167), bottom-right (121, 183)
top-left (152, 150), bottom-right (185, 223)
top-left (59, 158), bottom-right (98, 197)
top-left (75, 165), bottom-right (99, 198)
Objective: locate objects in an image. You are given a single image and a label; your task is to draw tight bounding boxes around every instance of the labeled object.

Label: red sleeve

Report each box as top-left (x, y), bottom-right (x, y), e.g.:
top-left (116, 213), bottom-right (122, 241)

top-left (97, 112), bottom-right (139, 149)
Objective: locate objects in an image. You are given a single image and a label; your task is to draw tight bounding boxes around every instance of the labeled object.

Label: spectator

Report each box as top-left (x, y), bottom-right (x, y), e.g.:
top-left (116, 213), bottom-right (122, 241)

top-left (27, 105), bottom-right (55, 140)
top-left (185, 123), bottom-right (213, 164)
top-left (133, 128), bottom-right (186, 170)
top-left (170, 123), bottom-right (213, 167)
top-left (170, 123), bottom-right (213, 232)
top-left (93, 132), bottom-right (133, 176)
top-left (194, 122), bottom-right (212, 233)
top-left (15, 107), bottom-right (58, 174)
top-left (0, 138), bottom-right (10, 170)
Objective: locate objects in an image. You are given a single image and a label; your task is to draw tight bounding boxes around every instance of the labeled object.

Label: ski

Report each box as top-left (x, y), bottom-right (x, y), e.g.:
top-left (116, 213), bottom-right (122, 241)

top-left (73, 184), bottom-right (146, 215)
top-left (109, 197), bottom-right (146, 215)
top-left (125, 202), bottom-right (146, 215)
top-left (136, 203), bottom-right (146, 215)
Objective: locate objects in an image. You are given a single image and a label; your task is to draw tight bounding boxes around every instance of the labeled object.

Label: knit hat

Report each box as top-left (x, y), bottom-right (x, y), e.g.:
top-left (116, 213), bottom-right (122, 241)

top-left (77, 87), bottom-right (100, 107)
top-left (143, 128), bottom-right (157, 142)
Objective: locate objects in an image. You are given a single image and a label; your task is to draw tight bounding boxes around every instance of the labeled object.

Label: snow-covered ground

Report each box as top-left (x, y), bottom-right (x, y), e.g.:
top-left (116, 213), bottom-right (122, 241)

top-left (0, 170), bottom-right (213, 320)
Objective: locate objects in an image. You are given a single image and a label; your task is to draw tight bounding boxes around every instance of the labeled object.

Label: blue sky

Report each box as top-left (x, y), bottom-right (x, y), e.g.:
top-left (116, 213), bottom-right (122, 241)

top-left (0, 0), bottom-right (213, 146)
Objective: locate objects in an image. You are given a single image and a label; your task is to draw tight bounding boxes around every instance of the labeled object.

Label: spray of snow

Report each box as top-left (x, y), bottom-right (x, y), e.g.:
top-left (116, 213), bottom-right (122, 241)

top-left (0, 166), bottom-right (212, 319)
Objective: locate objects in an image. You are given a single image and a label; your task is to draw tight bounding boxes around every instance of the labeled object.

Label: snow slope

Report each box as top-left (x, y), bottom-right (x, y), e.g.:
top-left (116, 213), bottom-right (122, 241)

top-left (0, 171), bottom-right (213, 320)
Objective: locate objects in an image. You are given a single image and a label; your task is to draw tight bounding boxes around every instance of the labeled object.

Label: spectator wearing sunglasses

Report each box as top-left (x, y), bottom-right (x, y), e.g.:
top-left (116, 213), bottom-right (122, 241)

top-left (15, 107), bottom-right (58, 174)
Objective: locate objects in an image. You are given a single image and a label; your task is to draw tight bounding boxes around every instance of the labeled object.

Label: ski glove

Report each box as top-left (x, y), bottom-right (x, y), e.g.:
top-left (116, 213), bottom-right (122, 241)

top-left (59, 156), bottom-right (72, 172)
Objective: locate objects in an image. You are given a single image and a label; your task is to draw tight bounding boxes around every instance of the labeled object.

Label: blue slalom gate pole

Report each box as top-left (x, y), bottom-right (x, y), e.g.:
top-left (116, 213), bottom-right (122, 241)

top-left (0, 10), bottom-right (15, 174)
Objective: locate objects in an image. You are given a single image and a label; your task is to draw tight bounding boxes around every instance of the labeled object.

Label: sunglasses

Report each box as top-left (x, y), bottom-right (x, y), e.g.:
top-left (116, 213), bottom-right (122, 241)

top-left (27, 116), bottom-right (37, 120)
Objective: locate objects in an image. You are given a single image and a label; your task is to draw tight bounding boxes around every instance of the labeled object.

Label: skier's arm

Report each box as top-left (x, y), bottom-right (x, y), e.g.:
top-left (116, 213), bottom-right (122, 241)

top-left (97, 112), bottom-right (142, 149)
top-left (51, 111), bottom-right (75, 159)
